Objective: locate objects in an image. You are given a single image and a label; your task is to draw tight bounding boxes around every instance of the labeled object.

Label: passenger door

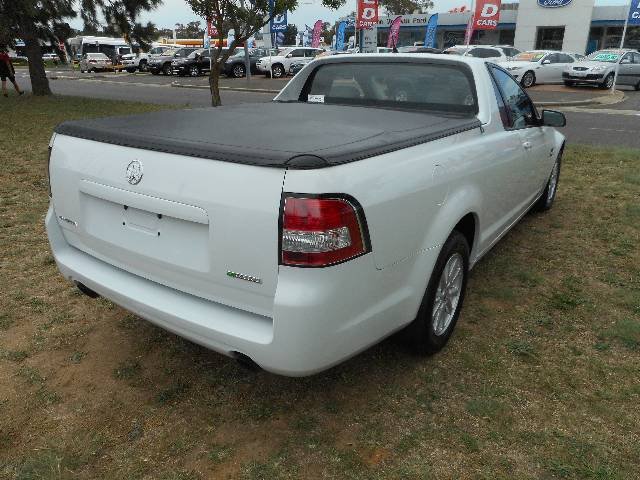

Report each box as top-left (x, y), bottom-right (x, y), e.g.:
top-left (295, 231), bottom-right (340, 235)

top-left (540, 53), bottom-right (572, 84)
top-left (490, 66), bottom-right (553, 211)
top-left (617, 52), bottom-right (639, 87)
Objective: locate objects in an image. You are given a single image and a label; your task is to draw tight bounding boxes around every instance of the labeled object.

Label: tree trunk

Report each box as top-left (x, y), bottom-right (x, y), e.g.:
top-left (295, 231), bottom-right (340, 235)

top-left (208, 64), bottom-right (222, 107)
top-left (22, 26), bottom-right (52, 96)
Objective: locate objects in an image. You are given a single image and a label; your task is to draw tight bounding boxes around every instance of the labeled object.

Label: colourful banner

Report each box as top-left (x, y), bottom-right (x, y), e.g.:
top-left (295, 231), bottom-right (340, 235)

top-left (424, 13), bottom-right (438, 48)
top-left (311, 20), bottom-right (323, 48)
top-left (336, 21), bottom-right (347, 51)
top-left (473, 0), bottom-right (501, 30)
top-left (357, 0), bottom-right (379, 30)
top-left (387, 16), bottom-right (402, 49)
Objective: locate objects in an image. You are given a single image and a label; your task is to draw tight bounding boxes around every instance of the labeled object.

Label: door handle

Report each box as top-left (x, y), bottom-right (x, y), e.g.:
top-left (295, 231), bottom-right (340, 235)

top-left (523, 141), bottom-right (533, 150)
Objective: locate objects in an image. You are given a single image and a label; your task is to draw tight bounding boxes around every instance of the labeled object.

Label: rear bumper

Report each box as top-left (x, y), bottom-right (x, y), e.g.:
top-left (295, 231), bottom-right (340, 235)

top-left (46, 205), bottom-right (431, 376)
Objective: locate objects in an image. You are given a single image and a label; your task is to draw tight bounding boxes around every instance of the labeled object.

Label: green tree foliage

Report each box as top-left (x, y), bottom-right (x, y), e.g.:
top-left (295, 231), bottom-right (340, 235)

top-left (379, 0), bottom-right (433, 15)
top-left (0, 0), bottom-right (162, 95)
top-left (282, 24), bottom-right (298, 46)
top-left (186, 0), bottom-right (345, 106)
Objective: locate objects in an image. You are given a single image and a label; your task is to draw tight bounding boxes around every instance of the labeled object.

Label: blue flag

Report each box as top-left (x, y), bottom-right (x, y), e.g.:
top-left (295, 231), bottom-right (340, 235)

top-left (336, 21), bottom-right (347, 51)
top-left (424, 14), bottom-right (438, 48)
top-left (269, 0), bottom-right (287, 32)
top-left (628, 0), bottom-right (640, 25)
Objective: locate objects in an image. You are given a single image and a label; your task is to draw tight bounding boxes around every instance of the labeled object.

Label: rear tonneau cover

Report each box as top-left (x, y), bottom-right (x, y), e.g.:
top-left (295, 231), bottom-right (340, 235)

top-left (55, 103), bottom-right (481, 169)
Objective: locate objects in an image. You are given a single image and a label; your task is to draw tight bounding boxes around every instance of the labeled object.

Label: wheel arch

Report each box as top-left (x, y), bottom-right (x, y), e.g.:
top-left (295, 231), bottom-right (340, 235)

top-left (453, 212), bottom-right (478, 255)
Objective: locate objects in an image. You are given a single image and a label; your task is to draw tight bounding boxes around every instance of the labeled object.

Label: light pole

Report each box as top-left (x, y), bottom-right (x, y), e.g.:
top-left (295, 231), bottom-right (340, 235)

top-left (612, 1), bottom-right (632, 95)
top-left (241, 0), bottom-right (251, 83)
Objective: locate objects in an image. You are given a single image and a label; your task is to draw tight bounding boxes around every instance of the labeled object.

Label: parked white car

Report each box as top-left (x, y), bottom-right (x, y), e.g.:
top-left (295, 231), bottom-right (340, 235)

top-left (46, 54), bottom-right (566, 376)
top-left (255, 47), bottom-right (323, 78)
top-left (444, 44), bottom-right (521, 62)
top-left (503, 50), bottom-right (586, 87)
top-left (79, 53), bottom-right (112, 73)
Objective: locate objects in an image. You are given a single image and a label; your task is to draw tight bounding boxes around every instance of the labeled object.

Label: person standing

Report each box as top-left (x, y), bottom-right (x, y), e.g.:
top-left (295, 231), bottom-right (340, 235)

top-left (0, 46), bottom-right (25, 97)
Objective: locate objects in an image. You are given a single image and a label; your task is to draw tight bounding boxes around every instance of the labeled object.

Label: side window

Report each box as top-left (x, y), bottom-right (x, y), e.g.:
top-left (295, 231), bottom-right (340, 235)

top-left (290, 49), bottom-right (305, 58)
top-left (490, 66), bottom-right (537, 130)
top-left (621, 53), bottom-right (633, 64)
top-left (559, 54), bottom-right (574, 63)
top-left (469, 48), bottom-right (500, 59)
top-left (545, 53), bottom-right (560, 64)
top-left (490, 73), bottom-right (511, 128)
top-left (504, 48), bottom-right (518, 58)
top-left (633, 53), bottom-right (640, 64)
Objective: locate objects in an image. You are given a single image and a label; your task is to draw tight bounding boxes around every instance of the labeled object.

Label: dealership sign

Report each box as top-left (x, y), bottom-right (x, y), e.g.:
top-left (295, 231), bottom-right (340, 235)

top-left (357, 0), bottom-right (379, 29)
top-left (473, 0), bottom-right (501, 30)
top-left (538, 0), bottom-right (573, 7)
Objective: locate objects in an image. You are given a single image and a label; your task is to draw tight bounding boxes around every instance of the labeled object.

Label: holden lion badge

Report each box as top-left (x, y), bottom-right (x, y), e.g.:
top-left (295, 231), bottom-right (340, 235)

top-left (126, 160), bottom-right (143, 185)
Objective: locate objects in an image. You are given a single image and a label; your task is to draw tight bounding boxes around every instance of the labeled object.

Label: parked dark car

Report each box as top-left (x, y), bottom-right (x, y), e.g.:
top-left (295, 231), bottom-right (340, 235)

top-left (223, 48), bottom-right (271, 78)
top-left (172, 49), bottom-right (211, 76)
top-left (173, 48), bottom-right (242, 76)
top-left (148, 48), bottom-right (196, 75)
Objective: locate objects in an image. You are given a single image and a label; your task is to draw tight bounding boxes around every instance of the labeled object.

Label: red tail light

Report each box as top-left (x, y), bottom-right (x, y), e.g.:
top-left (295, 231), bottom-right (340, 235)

top-left (280, 194), bottom-right (370, 267)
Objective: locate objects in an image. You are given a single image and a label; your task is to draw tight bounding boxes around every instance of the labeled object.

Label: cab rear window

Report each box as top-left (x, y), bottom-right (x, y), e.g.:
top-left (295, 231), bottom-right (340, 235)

top-left (299, 62), bottom-right (478, 115)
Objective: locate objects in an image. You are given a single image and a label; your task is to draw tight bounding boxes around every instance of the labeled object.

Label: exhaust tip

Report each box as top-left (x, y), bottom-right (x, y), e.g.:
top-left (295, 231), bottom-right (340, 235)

top-left (75, 281), bottom-right (100, 299)
top-left (232, 352), bottom-right (261, 372)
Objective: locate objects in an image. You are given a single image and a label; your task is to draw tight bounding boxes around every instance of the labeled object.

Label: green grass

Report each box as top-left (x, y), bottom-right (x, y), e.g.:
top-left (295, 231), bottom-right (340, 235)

top-left (1, 96), bottom-right (639, 479)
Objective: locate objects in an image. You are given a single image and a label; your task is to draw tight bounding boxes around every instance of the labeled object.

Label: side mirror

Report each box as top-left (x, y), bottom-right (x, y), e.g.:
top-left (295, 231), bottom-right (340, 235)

top-left (542, 59), bottom-right (551, 65)
top-left (286, 53), bottom-right (292, 58)
top-left (620, 58), bottom-right (631, 64)
top-left (542, 109), bottom-right (566, 128)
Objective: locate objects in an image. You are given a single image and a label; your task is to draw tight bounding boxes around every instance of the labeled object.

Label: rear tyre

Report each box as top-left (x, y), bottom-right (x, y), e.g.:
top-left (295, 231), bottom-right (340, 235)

top-left (563, 80), bottom-right (574, 87)
top-left (404, 231), bottom-right (469, 355)
top-left (139, 59), bottom-right (148, 72)
top-left (521, 71), bottom-right (536, 88)
top-left (189, 65), bottom-right (200, 77)
top-left (635, 80), bottom-right (640, 92)
top-left (126, 67), bottom-right (136, 73)
top-left (601, 73), bottom-right (614, 89)
top-left (162, 63), bottom-right (172, 75)
top-left (534, 151), bottom-right (562, 212)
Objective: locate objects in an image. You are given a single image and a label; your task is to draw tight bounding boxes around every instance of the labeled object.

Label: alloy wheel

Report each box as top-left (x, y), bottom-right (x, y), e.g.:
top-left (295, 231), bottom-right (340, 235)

top-left (432, 253), bottom-right (464, 336)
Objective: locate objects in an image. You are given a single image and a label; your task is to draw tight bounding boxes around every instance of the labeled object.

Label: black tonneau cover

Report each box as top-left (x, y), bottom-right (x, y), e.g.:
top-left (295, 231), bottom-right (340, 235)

top-left (55, 102), bottom-right (481, 169)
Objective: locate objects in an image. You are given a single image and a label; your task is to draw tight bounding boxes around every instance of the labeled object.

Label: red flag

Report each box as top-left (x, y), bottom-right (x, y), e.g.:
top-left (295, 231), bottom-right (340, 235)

top-left (473, 0), bottom-right (501, 30)
top-left (207, 19), bottom-right (218, 38)
top-left (311, 20), bottom-right (323, 48)
top-left (357, 0), bottom-right (379, 29)
top-left (386, 16), bottom-right (402, 49)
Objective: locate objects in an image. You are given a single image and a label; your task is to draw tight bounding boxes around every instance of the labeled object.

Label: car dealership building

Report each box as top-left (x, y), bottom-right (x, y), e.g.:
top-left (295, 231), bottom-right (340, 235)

top-left (345, 0), bottom-right (639, 54)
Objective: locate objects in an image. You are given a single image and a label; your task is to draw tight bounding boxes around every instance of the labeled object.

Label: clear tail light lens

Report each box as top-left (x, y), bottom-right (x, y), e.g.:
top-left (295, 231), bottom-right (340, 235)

top-left (281, 195), bottom-right (370, 267)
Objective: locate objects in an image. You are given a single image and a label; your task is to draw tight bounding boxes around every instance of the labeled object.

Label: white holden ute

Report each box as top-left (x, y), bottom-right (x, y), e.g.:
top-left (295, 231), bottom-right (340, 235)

top-left (46, 54), bottom-right (566, 376)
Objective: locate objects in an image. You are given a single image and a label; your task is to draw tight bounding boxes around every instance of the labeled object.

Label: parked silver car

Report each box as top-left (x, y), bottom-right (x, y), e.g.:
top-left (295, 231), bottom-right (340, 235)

top-left (79, 53), bottom-right (112, 73)
top-left (563, 49), bottom-right (640, 90)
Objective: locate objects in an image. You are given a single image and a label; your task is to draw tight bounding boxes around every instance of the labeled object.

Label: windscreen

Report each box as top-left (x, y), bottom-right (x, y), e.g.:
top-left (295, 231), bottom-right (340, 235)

top-left (515, 51), bottom-right (545, 62)
top-left (588, 51), bottom-right (621, 63)
top-left (300, 62), bottom-right (477, 115)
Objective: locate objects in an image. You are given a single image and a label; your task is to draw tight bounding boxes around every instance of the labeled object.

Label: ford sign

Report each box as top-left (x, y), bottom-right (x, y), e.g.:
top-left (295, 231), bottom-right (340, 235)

top-left (538, 0), bottom-right (572, 7)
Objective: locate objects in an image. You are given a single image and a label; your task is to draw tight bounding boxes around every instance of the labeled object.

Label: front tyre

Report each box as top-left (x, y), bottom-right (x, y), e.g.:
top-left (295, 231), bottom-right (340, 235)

top-left (521, 71), bottom-right (536, 88)
top-left (405, 231), bottom-right (470, 354)
top-left (232, 64), bottom-right (246, 78)
top-left (601, 73), bottom-right (614, 89)
top-left (271, 64), bottom-right (285, 78)
top-left (534, 152), bottom-right (562, 212)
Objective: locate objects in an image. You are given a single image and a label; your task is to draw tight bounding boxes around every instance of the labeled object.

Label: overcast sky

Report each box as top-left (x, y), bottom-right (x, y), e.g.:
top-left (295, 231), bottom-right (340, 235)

top-left (71, 0), bottom-right (630, 33)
